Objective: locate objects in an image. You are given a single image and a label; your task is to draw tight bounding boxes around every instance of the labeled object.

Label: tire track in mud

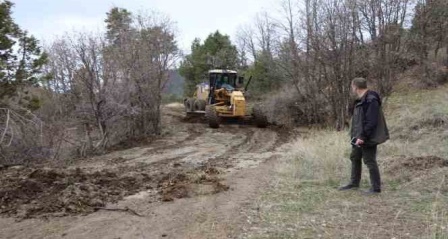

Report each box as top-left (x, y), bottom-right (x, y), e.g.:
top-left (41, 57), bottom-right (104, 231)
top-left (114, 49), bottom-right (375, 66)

top-left (92, 115), bottom-right (291, 208)
top-left (202, 125), bottom-right (292, 172)
top-left (0, 106), bottom-right (299, 239)
top-left (0, 105), bottom-right (292, 219)
top-left (141, 124), bottom-right (206, 155)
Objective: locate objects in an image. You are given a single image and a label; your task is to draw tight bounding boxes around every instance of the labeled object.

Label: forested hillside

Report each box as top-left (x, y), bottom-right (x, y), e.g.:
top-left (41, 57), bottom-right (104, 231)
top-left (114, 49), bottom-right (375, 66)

top-left (0, 1), bottom-right (448, 238)
top-left (181, 0), bottom-right (448, 127)
top-left (1, 0), bottom-right (447, 163)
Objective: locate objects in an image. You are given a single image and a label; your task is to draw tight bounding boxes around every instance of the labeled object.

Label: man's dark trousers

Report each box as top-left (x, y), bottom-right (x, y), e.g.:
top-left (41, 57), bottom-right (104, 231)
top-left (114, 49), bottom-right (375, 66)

top-left (349, 145), bottom-right (381, 190)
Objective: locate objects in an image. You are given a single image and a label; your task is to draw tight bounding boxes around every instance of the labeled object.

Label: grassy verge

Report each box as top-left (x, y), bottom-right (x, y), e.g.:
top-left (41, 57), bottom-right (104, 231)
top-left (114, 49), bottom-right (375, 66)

top-left (241, 86), bottom-right (448, 239)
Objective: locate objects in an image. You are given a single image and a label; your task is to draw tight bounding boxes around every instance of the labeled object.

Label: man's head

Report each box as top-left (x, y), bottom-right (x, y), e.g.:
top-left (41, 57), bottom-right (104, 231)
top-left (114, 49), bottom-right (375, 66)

top-left (351, 77), bottom-right (368, 98)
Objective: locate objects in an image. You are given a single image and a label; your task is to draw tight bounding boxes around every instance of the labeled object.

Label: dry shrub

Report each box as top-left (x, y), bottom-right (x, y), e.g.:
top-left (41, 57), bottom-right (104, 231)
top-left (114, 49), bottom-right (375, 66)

top-left (417, 64), bottom-right (448, 88)
top-left (395, 64), bottom-right (448, 91)
top-left (262, 86), bottom-right (330, 128)
top-left (0, 107), bottom-right (52, 165)
top-left (435, 66), bottom-right (448, 85)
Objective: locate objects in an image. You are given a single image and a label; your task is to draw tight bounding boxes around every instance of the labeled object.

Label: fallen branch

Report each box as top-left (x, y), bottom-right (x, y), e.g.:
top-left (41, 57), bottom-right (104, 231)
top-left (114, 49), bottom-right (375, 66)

top-left (0, 107), bottom-right (43, 148)
top-left (0, 108), bottom-right (10, 144)
top-left (0, 163), bottom-right (24, 170)
top-left (93, 206), bottom-right (144, 217)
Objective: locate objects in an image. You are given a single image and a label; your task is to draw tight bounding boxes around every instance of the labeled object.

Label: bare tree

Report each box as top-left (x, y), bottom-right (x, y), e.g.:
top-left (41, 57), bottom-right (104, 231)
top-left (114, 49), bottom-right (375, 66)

top-left (260, 0), bottom-right (413, 128)
top-left (358, 0), bottom-right (410, 96)
top-left (39, 11), bottom-right (179, 160)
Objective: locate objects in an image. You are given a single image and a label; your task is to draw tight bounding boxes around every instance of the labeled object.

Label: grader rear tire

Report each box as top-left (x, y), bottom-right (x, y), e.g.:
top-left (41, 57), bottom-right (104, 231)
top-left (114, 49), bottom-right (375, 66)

top-left (184, 98), bottom-right (195, 112)
top-left (253, 105), bottom-right (268, 128)
top-left (206, 106), bottom-right (220, 128)
top-left (194, 99), bottom-right (206, 111)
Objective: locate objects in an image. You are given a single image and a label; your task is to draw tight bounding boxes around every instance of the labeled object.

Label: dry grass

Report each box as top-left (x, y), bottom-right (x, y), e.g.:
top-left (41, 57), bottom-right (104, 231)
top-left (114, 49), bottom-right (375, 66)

top-left (383, 85), bottom-right (448, 159)
top-left (241, 86), bottom-right (448, 239)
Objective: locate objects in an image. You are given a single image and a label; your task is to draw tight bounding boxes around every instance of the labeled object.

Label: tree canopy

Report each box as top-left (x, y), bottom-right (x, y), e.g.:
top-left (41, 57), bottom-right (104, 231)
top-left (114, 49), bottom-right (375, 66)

top-left (179, 31), bottom-right (238, 95)
top-left (410, 0), bottom-right (448, 65)
top-left (105, 7), bottom-right (133, 46)
top-left (0, 0), bottom-right (47, 106)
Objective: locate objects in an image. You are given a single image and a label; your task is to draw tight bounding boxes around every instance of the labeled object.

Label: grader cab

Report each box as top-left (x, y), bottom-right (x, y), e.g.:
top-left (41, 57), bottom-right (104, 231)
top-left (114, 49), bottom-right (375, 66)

top-left (184, 69), bottom-right (267, 128)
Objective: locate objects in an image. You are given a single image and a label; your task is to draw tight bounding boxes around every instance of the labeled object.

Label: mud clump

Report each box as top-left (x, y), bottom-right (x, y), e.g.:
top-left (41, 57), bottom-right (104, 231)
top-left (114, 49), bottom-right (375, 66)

top-left (0, 165), bottom-right (229, 218)
top-left (159, 173), bottom-right (191, 202)
top-left (159, 167), bottom-right (229, 202)
top-left (198, 164), bottom-right (222, 175)
top-left (0, 167), bottom-right (152, 219)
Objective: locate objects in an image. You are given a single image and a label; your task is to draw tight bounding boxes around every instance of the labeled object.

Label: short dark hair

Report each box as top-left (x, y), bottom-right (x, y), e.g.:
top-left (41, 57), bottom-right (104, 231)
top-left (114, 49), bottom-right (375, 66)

top-left (352, 77), bottom-right (368, 89)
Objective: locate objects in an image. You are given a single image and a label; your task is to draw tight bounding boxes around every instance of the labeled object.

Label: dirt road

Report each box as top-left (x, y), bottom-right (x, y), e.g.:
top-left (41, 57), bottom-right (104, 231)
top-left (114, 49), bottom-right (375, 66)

top-left (0, 104), bottom-right (296, 239)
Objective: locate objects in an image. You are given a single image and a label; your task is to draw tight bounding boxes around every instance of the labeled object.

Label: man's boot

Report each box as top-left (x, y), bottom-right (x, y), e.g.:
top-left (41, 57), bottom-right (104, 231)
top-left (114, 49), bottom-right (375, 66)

top-left (338, 184), bottom-right (359, 191)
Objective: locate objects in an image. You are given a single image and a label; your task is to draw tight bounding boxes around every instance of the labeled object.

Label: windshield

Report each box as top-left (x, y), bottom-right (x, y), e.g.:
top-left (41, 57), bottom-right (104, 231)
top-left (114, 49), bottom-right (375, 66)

top-left (210, 73), bottom-right (237, 89)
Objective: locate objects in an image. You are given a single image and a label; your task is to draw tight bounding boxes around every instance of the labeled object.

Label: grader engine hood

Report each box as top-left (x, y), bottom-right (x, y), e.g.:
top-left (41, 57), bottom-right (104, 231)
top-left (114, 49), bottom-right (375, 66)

top-left (230, 91), bottom-right (246, 116)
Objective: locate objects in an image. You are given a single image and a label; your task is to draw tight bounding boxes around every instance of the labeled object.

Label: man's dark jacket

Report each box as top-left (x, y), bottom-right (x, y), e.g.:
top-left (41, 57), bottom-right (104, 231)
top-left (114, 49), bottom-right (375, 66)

top-left (351, 90), bottom-right (389, 145)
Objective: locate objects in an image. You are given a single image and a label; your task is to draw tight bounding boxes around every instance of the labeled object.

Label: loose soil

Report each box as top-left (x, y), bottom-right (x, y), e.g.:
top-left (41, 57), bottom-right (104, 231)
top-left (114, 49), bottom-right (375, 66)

top-left (0, 103), bottom-right (295, 239)
top-left (384, 155), bottom-right (448, 173)
top-left (383, 155), bottom-right (448, 181)
top-left (0, 165), bottom-right (227, 219)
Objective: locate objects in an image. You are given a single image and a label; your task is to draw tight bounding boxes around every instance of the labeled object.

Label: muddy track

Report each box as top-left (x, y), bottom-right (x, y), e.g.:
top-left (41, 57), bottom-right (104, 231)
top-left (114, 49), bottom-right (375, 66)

top-left (0, 104), bottom-right (296, 239)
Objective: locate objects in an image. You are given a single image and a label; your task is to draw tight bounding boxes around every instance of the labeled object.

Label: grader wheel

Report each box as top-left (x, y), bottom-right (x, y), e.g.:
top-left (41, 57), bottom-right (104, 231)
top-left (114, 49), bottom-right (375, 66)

top-left (184, 98), bottom-right (195, 112)
top-left (194, 99), bottom-right (207, 111)
top-left (252, 105), bottom-right (268, 128)
top-left (206, 106), bottom-right (220, 128)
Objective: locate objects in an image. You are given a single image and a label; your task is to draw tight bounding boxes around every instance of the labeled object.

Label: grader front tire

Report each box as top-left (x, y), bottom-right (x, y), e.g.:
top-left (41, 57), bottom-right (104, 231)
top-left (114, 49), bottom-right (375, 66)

top-left (206, 106), bottom-right (220, 128)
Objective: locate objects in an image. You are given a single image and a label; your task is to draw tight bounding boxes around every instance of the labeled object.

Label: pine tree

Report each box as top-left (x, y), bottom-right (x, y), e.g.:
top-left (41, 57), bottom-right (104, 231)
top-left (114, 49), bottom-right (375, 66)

top-left (179, 31), bottom-right (238, 95)
top-left (0, 1), bottom-right (47, 106)
top-left (105, 7), bottom-right (133, 46)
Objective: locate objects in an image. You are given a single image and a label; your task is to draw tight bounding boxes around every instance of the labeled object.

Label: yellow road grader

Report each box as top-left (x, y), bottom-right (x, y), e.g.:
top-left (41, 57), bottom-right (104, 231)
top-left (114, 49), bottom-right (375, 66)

top-left (184, 69), bottom-right (267, 128)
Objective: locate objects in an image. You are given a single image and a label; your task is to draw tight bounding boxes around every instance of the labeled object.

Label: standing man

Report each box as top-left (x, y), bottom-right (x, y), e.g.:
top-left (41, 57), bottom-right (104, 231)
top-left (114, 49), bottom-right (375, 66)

top-left (339, 78), bottom-right (389, 194)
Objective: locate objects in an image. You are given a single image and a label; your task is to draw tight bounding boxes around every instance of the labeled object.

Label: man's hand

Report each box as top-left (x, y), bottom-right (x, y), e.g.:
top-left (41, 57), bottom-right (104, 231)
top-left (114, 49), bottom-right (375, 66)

top-left (355, 138), bottom-right (364, 146)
